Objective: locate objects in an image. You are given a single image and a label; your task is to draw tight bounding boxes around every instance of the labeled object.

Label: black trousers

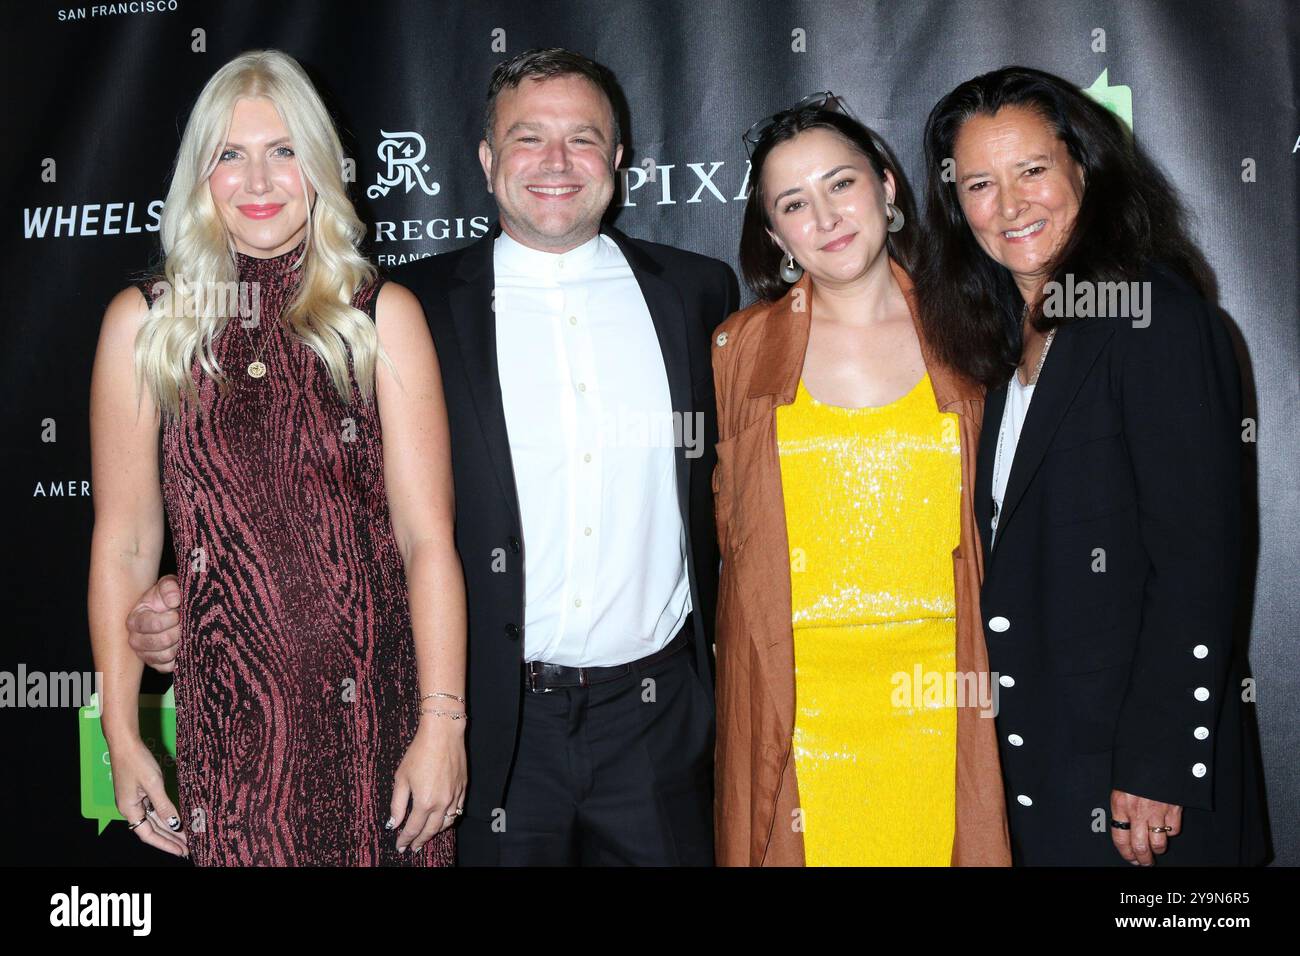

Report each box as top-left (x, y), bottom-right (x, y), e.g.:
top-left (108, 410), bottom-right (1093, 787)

top-left (457, 629), bottom-right (715, 866)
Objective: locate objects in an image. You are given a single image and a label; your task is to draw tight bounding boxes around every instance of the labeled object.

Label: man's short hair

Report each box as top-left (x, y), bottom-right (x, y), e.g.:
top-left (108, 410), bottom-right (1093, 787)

top-left (483, 47), bottom-right (623, 150)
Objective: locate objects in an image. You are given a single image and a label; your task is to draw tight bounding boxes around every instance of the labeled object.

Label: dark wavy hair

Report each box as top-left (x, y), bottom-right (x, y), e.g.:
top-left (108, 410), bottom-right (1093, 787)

top-left (915, 65), bottom-right (1213, 387)
top-left (739, 108), bottom-right (918, 302)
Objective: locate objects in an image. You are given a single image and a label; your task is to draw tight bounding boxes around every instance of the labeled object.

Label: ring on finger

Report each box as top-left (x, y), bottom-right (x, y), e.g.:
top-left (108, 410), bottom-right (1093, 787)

top-left (128, 817), bottom-right (148, 830)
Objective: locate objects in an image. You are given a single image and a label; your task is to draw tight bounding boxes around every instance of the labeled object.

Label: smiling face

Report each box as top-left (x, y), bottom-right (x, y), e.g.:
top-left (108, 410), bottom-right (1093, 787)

top-left (952, 104), bottom-right (1086, 295)
top-left (208, 96), bottom-right (313, 258)
top-left (478, 73), bottom-right (623, 253)
top-left (761, 127), bottom-right (895, 288)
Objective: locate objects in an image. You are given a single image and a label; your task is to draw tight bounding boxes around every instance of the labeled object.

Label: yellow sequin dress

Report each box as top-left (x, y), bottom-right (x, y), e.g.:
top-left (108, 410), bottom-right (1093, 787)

top-left (776, 373), bottom-right (961, 866)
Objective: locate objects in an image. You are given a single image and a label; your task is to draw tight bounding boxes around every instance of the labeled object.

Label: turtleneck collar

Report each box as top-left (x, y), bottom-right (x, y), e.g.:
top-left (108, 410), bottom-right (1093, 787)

top-left (234, 237), bottom-right (308, 285)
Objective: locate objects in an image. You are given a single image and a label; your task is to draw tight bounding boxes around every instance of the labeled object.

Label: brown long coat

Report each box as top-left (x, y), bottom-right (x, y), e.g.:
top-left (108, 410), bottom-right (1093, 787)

top-left (710, 258), bottom-right (1012, 866)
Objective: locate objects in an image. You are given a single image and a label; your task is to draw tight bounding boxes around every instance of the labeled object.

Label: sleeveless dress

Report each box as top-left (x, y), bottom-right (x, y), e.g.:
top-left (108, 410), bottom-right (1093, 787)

top-left (776, 373), bottom-right (960, 866)
top-left (137, 241), bottom-right (454, 866)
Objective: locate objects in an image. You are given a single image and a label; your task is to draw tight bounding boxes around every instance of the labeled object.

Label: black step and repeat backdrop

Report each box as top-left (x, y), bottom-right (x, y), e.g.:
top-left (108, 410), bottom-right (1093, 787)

top-left (1, 0), bottom-right (1295, 865)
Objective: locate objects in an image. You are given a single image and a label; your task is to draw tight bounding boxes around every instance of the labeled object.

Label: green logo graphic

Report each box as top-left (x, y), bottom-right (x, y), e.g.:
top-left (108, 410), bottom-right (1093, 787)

top-left (78, 688), bottom-right (177, 834)
top-left (1084, 68), bottom-right (1133, 130)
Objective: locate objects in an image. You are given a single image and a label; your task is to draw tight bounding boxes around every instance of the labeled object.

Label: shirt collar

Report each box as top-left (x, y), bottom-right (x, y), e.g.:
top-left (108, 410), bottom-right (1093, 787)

top-left (494, 227), bottom-right (604, 279)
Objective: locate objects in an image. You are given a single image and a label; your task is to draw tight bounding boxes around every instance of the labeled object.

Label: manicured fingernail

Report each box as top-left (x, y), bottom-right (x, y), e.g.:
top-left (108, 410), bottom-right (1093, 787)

top-left (384, 817), bottom-right (396, 830)
top-left (167, 816), bottom-right (181, 830)
top-left (397, 844), bottom-right (406, 854)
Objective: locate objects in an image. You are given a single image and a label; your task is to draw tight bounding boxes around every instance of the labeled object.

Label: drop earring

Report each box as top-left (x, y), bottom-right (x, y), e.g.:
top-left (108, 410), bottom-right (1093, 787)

top-left (886, 202), bottom-right (905, 233)
top-left (779, 252), bottom-right (803, 283)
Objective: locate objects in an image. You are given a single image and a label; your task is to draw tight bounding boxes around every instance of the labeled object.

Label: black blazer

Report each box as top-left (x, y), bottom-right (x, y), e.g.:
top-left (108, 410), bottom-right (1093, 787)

top-left (975, 263), bottom-right (1268, 865)
top-left (395, 220), bottom-right (738, 821)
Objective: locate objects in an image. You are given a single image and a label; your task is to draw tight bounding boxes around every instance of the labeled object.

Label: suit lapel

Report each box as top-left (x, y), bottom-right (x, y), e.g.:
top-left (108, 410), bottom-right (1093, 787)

top-left (975, 381), bottom-right (1006, 559)
top-left (990, 318), bottom-right (1116, 550)
top-left (604, 224), bottom-right (696, 524)
top-left (448, 221), bottom-right (521, 519)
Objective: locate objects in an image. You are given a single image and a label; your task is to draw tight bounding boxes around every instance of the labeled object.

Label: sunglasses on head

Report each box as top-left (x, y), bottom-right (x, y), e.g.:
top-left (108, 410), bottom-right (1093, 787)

top-left (742, 91), bottom-right (857, 156)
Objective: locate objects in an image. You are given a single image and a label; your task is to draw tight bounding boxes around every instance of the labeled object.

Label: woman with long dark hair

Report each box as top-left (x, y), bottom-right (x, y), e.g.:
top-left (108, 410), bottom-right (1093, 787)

top-left (916, 65), bottom-right (1268, 865)
top-left (711, 95), bottom-right (1011, 866)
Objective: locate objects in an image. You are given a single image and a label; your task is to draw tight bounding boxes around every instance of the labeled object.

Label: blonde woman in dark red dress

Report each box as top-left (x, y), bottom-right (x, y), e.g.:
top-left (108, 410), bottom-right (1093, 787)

top-left (87, 50), bottom-right (465, 865)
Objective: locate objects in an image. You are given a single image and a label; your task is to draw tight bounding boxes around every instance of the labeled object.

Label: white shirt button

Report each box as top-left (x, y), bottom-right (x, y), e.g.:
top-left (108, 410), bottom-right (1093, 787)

top-left (1016, 794), bottom-right (1033, 807)
top-left (577, 382), bottom-right (586, 392)
top-left (1193, 644), bottom-right (1209, 659)
top-left (574, 598), bottom-right (582, 608)
top-left (1194, 687), bottom-right (1210, 701)
top-left (583, 527), bottom-right (592, 536)
top-left (1007, 734), bottom-right (1023, 746)
top-left (999, 674), bottom-right (1015, 688)
top-left (1192, 763), bottom-right (1207, 778)
top-left (583, 453), bottom-right (592, 463)
top-left (988, 616), bottom-right (1010, 632)
top-left (1194, 726), bottom-right (1210, 740)
top-left (569, 315), bottom-right (577, 325)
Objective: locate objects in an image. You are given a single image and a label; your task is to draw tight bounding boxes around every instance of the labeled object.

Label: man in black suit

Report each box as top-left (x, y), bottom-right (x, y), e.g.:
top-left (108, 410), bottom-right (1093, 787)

top-left (393, 48), bottom-right (736, 865)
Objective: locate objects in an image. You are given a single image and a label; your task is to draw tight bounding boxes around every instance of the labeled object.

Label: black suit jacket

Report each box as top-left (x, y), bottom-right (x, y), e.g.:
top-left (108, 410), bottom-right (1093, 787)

top-left (395, 220), bottom-right (738, 820)
top-left (975, 262), bottom-right (1268, 865)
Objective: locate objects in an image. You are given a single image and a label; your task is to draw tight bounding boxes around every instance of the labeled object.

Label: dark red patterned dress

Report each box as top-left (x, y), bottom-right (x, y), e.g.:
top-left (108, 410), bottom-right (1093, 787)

top-left (138, 241), bottom-right (454, 866)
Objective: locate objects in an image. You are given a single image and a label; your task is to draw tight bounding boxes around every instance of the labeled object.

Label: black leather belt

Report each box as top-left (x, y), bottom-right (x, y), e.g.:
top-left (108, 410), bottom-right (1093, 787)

top-left (523, 617), bottom-right (692, 694)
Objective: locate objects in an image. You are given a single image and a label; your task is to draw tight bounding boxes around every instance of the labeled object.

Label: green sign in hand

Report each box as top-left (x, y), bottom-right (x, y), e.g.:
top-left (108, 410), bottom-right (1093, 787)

top-left (78, 688), bottom-right (177, 835)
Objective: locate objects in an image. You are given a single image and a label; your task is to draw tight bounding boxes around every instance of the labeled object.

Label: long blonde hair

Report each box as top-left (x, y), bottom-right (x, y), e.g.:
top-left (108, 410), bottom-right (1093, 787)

top-left (137, 49), bottom-right (383, 418)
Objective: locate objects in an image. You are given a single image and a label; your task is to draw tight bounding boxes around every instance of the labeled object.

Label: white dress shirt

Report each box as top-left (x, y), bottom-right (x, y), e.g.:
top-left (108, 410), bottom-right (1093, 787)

top-left (990, 372), bottom-right (1036, 548)
top-left (493, 229), bottom-right (691, 667)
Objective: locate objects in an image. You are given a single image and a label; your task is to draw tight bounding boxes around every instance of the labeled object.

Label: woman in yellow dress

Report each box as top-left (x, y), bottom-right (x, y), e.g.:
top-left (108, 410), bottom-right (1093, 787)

top-left (711, 95), bottom-right (1011, 866)
top-left (778, 370), bottom-right (962, 864)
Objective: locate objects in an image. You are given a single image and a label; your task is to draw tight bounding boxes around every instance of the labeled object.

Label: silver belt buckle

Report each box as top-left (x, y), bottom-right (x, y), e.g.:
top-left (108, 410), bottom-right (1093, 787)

top-left (525, 662), bottom-right (553, 694)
